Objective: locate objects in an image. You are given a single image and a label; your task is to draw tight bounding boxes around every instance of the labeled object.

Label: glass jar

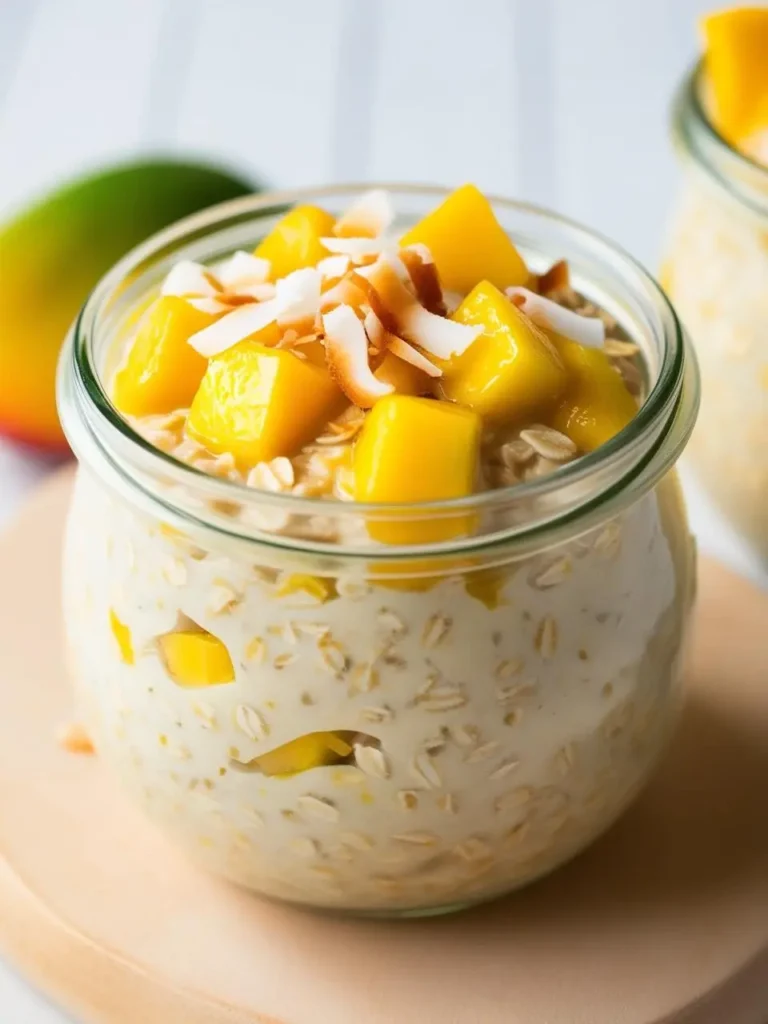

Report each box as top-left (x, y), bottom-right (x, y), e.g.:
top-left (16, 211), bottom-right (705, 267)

top-left (58, 185), bottom-right (699, 916)
top-left (664, 61), bottom-right (768, 559)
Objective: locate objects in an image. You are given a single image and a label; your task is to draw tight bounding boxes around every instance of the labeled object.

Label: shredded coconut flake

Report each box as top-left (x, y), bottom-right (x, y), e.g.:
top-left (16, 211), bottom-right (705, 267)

top-left (334, 189), bottom-right (394, 239)
top-left (323, 304), bottom-right (394, 408)
top-left (317, 254), bottom-right (351, 280)
top-left (363, 308), bottom-right (387, 349)
top-left (217, 251), bottom-right (271, 290)
top-left (187, 299), bottom-right (281, 357)
top-left (320, 273), bottom-right (370, 315)
top-left (186, 296), bottom-right (229, 315)
top-left (237, 282), bottom-right (277, 301)
top-left (161, 260), bottom-right (220, 298)
top-left (388, 336), bottom-right (442, 377)
top-left (275, 267), bottom-right (322, 325)
top-left (506, 286), bottom-right (605, 349)
top-left (400, 245), bottom-right (445, 314)
top-left (320, 236), bottom-right (386, 259)
top-left (367, 257), bottom-right (481, 359)
top-left (187, 268), bottom-right (323, 356)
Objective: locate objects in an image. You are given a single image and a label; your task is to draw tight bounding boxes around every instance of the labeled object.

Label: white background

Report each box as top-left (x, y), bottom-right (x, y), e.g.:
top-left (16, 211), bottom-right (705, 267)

top-left (0, 1), bottom-right (764, 1020)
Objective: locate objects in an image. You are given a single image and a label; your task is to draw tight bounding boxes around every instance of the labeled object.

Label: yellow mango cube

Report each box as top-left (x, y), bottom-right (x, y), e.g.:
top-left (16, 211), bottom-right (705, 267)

top-left (551, 340), bottom-right (637, 452)
top-left (254, 204), bottom-right (335, 279)
top-left (354, 395), bottom-right (481, 544)
top-left (187, 341), bottom-right (343, 467)
top-left (275, 574), bottom-right (336, 603)
top-left (112, 296), bottom-right (213, 416)
top-left (158, 629), bottom-right (235, 687)
top-left (374, 351), bottom-right (432, 396)
top-left (399, 184), bottom-right (528, 294)
top-left (702, 8), bottom-right (768, 145)
top-left (109, 609), bottom-right (134, 665)
top-left (444, 281), bottom-right (567, 424)
top-left (249, 732), bottom-right (354, 777)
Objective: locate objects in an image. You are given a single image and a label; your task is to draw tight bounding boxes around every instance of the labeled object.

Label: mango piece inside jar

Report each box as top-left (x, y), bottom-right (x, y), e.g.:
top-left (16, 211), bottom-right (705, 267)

top-left (253, 204), bottom-right (335, 280)
top-left (354, 394), bottom-right (482, 545)
top-left (399, 184), bottom-right (528, 294)
top-left (443, 281), bottom-right (568, 424)
top-left (701, 8), bottom-right (768, 146)
top-left (158, 629), bottom-right (235, 687)
top-left (247, 732), bottom-right (355, 777)
top-left (187, 340), bottom-right (344, 467)
top-left (109, 609), bottom-right (135, 665)
top-left (550, 339), bottom-right (637, 452)
top-left (275, 573), bottom-right (336, 603)
top-left (374, 351), bottom-right (432, 396)
top-left (112, 296), bottom-right (214, 416)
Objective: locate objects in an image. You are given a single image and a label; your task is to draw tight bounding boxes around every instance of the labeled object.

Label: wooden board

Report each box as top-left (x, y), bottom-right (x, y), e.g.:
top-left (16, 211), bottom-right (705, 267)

top-left (0, 468), bottom-right (767, 1024)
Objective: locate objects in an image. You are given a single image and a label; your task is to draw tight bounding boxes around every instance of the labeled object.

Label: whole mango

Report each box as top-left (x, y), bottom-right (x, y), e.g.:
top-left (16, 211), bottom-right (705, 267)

top-left (0, 159), bottom-right (256, 450)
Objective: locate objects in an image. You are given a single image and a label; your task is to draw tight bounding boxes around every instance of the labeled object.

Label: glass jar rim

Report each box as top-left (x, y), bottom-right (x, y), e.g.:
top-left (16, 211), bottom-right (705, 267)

top-left (59, 183), bottom-right (698, 560)
top-left (672, 57), bottom-right (768, 218)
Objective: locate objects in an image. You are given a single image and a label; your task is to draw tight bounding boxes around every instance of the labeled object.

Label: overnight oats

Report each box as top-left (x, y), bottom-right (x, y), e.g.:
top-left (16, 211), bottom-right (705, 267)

top-left (664, 7), bottom-right (768, 557)
top-left (58, 184), bottom-right (699, 915)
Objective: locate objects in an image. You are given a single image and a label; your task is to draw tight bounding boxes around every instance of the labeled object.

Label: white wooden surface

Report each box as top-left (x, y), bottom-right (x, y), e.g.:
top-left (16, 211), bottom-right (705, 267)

top-left (0, 1), bottom-right (763, 1020)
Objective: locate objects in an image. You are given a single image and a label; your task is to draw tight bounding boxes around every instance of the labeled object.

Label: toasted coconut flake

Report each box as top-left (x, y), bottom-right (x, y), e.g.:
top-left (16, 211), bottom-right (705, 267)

top-left (400, 246), bottom-right (445, 315)
top-left (320, 236), bottom-right (385, 260)
top-left (367, 258), bottom-right (481, 359)
top-left (187, 299), bottom-right (281, 357)
top-left (443, 290), bottom-right (464, 315)
top-left (320, 273), bottom-right (370, 315)
top-left (162, 260), bottom-right (220, 298)
top-left (363, 308), bottom-right (387, 349)
top-left (506, 286), bottom-right (605, 349)
top-left (534, 259), bottom-right (570, 295)
top-left (237, 282), bottom-right (277, 301)
top-left (317, 254), bottom-right (351, 280)
top-left (217, 251), bottom-right (271, 289)
top-left (186, 297), bottom-right (230, 315)
top-left (323, 304), bottom-right (394, 408)
top-left (388, 337), bottom-right (442, 378)
top-left (334, 189), bottom-right (394, 239)
top-left (275, 267), bottom-right (322, 326)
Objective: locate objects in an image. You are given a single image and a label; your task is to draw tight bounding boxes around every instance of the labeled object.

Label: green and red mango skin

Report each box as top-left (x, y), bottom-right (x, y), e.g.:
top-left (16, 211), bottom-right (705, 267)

top-left (0, 159), bottom-right (256, 451)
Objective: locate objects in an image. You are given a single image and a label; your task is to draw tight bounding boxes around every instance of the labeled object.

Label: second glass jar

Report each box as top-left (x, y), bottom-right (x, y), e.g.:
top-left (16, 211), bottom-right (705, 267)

top-left (664, 61), bottom-right (768, 559)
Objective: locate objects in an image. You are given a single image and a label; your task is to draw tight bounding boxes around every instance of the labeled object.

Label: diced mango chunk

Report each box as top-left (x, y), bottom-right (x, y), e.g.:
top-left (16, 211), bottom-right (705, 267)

top-left (374, 352), bottom-right (432, 396)
top-left (187, 341), bottom-right (343, 467)
top-left (248, 732), bottom-right (354, 777)
top-left (444, 281), bottom-right (567, 424)
top-left (109, 609), bottom-right (134, 665)
top-left (354, 395), bottom-right (481, 544)
top-left (702, 8), bottom-right (768, 145)
top-left (158, 629), bottom-right (235, 688)
top-left (400, 184), bottom-right (528, 294)
top-left (465, 567), bottom-right (508, 609)
top-left (551, 339), bottom-right (637, 452)
top-left (112, 296), bottom-right (214, 416)
top-left (254, 204), bottom-right (335, 280)
top-left (275, 574), bottom-right (336, 603)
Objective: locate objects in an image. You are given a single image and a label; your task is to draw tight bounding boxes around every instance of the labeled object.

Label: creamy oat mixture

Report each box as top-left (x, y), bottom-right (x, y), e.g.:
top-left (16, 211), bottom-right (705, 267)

top-left (63, 185), bottom-right (693, 912)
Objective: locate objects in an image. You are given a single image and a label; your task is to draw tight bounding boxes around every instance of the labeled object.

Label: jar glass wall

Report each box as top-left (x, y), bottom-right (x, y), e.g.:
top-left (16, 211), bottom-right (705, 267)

top-left (664, 62), bottom-right (768, 559)
top-left (59, 186), bottom-right (699, 915)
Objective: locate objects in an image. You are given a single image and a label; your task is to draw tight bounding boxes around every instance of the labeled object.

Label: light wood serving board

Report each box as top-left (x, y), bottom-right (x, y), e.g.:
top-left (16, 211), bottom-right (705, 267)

top-left (0, 468), bottom-right (766, 1024)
